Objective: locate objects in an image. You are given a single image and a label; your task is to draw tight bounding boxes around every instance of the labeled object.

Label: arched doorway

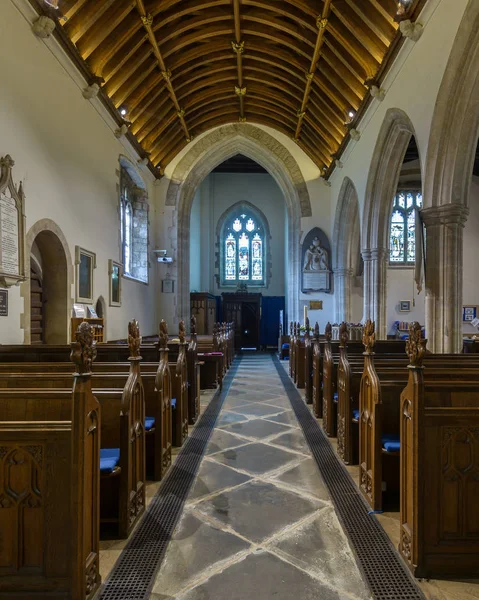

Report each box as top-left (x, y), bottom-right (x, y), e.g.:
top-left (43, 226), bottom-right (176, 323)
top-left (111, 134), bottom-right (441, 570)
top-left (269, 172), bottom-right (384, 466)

top-left (166, 124), bottom-right (312, 326)
top-left (22, 220), bottom-right (72, 344)
top-left (333, 177), bottom-right (361, 323)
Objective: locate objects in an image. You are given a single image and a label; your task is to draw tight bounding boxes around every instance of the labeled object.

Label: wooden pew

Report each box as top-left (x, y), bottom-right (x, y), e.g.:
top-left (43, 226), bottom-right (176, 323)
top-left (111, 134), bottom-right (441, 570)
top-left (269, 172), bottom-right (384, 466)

top-left (312, 323), bottom-right (323, 418)
top-left (0, 321), bottom-right (146, 539)
top-left (197, 323), bottom-right (224, 390)
top-left (288, 322), bottom-right (294, 378)
top-left (152, 320), bottom-right (173, 481)
top-left (358, 320), bottom-right (479, 512)
top-left (187, 315), bottom-right (200, 425)
top-left (303, 318), bottom-right (314, 404)
top-left (0, 322), bottom-right (101, 599)
top-left (322, 322), bottom-right (337, 435)
top-left (399, 324), bottom-right (479, 578)
top-left (170, 321), bottom-right (188, 447)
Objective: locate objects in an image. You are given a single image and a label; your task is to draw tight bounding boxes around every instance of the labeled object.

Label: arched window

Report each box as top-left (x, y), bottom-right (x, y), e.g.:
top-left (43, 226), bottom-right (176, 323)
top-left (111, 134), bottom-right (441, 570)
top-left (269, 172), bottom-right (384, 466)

top-left (119, 161), bottom-right (149, 283)
top-left (389, 190), bottom-right (422, 264)
top-left (123, 201), bottom-right (133, 275)
top-left (221, 209), bottom-right (266, 286)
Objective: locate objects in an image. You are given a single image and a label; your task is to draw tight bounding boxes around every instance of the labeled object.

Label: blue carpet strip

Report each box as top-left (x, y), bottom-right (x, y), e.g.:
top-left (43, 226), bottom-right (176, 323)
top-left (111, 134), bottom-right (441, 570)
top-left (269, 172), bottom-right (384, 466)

top-left (272, 354), bottom-right (425, 600)
top-left (99, 356), bottom-right (242, 600)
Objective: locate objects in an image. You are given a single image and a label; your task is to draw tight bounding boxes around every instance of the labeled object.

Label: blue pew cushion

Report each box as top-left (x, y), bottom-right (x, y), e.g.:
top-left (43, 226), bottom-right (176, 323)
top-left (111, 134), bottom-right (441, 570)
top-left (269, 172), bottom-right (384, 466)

top-left (333, 392), bottom-right (338, 403)
top-left (100, 448), bottom-right (120, 474)
top-left (382, 434), bottom-right (400, 453)
top-left (145, 416), bottom-right (155, 431)
top-left (352, 409), bottom-right (360, 421)
top-left (282, 343), bottom-right (290, 349)
top-left (171, 397), bottom-right (177, 409)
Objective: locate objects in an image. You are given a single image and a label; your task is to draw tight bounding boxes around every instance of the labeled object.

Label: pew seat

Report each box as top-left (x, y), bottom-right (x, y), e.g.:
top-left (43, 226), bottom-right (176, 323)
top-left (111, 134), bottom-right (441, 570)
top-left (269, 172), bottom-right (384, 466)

top-left (100, 448), bottom-right (121, 474)
top-left (381, 434), bottom-right (400, 453)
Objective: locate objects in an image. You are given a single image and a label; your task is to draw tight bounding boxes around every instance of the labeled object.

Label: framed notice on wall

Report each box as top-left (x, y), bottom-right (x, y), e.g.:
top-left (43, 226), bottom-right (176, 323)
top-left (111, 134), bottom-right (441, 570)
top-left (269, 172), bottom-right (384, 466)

top-left (0, 155), bottom-right (26, 288)
top-left (0, 289), bottom-right (7, 316)
top-left (75, 246), bottom-right (96, 303)
top-left (109, 259), bottom-right (122, 307)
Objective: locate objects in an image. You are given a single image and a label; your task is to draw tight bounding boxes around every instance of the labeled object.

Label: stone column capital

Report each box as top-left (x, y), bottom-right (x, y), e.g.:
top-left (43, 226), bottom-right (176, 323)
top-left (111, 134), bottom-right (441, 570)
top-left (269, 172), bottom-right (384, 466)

top-left (362, 247), bottom-right (388, 262)
top-left (421, 204), bottom-right (469, 227)
top-left (334, 268), bottom-right (354, 278)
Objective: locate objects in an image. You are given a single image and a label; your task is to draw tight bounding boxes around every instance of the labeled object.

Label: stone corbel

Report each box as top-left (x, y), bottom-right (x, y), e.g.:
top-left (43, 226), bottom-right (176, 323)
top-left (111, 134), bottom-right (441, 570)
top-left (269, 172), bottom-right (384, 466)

top-left (82, 83), bottom-right (100, 99)
top-left (115, 124), bottom-right (129, 139)
top-left (32, 16), bottom-right (55, 38)
top-left (399, 20), bottom-right (423, 42)
top-left (370, 85), bottom-right (386, 101)
top-left (350, 129), bottom-right (361, 142)
top-left (335, 159), bottom-right (343, 169)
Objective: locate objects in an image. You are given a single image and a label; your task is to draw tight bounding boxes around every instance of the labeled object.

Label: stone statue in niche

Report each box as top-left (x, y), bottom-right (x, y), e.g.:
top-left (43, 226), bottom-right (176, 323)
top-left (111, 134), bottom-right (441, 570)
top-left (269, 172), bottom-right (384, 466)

top-left (301, 228), bottom-right (331, 293)
top-left (303, 237), bottom-right (329, 272)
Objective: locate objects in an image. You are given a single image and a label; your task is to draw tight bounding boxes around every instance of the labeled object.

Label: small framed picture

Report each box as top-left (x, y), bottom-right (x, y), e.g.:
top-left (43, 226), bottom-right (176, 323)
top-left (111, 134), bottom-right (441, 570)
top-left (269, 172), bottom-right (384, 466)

top-left (109, 259), bottom-right (122, 307)
top-left (399, 300), bottom-right (411, 312)
top-left (75, 247), bottom-right (96, 303)
top-left (463, 305), bottom-right (477, 322)
top-left (162, 278), bottom-right (174, 293)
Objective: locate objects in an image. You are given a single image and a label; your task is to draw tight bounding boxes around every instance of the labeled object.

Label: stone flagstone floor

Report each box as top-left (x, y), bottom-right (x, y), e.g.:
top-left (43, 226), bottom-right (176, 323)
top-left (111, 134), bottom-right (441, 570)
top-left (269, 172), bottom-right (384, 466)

top-left (151, 354), bottom-right (372, 600)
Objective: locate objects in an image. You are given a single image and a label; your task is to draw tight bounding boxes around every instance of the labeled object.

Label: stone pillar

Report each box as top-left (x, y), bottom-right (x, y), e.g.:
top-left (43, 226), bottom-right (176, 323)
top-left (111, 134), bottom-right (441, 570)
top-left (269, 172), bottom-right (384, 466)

top-left (334, 268), bottom-right (354, 322)
top-left (422, 204), bottom-right (468, 353)
top-left (362, 248), bottom-right (388, 339)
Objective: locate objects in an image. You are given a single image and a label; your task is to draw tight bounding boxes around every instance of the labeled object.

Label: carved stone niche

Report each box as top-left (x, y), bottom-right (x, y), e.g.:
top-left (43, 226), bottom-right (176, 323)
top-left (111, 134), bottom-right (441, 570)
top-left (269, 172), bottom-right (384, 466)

top-left (0, 155), bottom-right (26, 288)
top-left (301, 227), bottom-right (331, 293)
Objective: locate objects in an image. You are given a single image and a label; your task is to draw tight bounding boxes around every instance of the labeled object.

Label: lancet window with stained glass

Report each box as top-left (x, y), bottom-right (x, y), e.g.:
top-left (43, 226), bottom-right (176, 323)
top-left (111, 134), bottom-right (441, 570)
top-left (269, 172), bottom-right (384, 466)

top-left (221, 210), bottom-right (266, 285)
top-left (389, 190), bottom-right (422, 265)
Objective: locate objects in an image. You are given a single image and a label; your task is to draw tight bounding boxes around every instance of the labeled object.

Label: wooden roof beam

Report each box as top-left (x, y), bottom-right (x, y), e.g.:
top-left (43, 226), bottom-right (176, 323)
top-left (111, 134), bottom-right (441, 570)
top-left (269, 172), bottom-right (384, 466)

top-left (135, 0), bottom-right (191, 141)
top-left (295, 0), bottom-right (332, 140)
top-left (232, 0), bottom-right (245, 120)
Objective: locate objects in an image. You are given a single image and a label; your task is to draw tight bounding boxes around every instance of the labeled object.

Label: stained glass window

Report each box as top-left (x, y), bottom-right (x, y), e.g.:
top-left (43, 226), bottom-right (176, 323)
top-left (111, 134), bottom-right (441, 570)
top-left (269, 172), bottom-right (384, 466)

top-left (389, 190), bottom-right (422, 264)
top-left (124, 202), bottom-right (133, 275)
top-left (221, 210), bottom-right (266, 285)
top-left (225, 233), bottom-right (236, 280)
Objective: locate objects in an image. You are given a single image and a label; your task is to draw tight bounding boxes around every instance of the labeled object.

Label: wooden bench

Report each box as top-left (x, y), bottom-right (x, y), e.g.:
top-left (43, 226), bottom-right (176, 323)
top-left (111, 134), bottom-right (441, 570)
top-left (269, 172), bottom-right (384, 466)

top-left (312, 323), bottom-right (323, 418)
top-left (399, 324), bottom-right (479, 578)
top-left (169, 321), bottom-right (188, 447)
top-left (359, 320), bottom-right (479, 512)
top-left (0, 322), bottom-right (101, 599)
top-left (0, 321), bottom-right (147, 539)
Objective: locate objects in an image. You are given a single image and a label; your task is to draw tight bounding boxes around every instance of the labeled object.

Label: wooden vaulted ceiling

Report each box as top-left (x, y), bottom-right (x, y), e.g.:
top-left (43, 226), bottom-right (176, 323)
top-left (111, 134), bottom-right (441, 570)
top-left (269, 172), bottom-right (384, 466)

top-left (33, 0), bottom-right (427, 177)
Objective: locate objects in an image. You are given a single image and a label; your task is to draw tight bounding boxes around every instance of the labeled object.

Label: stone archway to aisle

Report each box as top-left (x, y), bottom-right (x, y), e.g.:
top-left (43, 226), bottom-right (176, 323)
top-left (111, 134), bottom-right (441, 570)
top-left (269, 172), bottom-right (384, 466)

top-left (333, 177), bottom-right (361, 323)
top-left (165, 124), bottom-right (312, 326)
top-left (362, 108), bottom-right (418, 340)
top-left (422, 0), bottom-right (479, 353)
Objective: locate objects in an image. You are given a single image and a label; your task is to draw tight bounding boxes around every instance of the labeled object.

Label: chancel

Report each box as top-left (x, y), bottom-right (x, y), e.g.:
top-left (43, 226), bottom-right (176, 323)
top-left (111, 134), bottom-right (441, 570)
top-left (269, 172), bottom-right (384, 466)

top-left (1, 1), bottom-right (479, 599)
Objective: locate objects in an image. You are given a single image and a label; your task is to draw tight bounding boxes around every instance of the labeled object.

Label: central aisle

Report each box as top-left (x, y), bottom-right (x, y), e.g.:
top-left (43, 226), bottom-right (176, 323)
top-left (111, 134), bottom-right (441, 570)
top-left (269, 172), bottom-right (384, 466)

top-left (151, 354), bottom-right (371, 600)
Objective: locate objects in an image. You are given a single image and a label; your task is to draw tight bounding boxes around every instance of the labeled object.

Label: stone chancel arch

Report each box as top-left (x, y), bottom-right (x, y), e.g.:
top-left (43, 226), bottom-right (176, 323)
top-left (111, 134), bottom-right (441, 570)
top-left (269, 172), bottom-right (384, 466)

top-left (165, 124), bottom-right (312, 324)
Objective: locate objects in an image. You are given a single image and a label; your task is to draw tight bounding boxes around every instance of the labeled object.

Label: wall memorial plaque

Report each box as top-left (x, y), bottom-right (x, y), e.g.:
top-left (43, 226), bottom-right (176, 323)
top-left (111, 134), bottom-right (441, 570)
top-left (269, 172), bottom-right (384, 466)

top-left (0, 155), bottom-right (26, 288)
top-left (0, 289), bottom-right (7, 316)
top-left (301, 227), bottom-right (331, 293)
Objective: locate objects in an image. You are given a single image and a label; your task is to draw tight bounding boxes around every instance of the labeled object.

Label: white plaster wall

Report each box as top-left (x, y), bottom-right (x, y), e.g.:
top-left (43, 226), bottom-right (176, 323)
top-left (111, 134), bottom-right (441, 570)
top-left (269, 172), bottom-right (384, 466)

top-left (190, 172), bottom-right (286, 296)
top-left (0, 1), bottom-right (158, 343)
top-left (463, 176), bottom-right (479, 335)
top-left (386, 269), bottom-right (425, 336)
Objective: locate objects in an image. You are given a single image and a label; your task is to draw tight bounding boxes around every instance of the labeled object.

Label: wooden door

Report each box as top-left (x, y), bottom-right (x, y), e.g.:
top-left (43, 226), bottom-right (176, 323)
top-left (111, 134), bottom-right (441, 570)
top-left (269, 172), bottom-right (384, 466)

top-left (241, 302), bottom-right (260, 349)
top-left (30, 261), bottom-right (44, 344)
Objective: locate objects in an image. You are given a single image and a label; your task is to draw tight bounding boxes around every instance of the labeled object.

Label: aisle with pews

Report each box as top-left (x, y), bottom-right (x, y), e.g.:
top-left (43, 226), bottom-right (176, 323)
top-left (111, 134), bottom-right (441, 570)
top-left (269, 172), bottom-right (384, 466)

top-left (286, 318), bottom-right (479, 600)
top-left (150, 354), bottom-right (371, 600)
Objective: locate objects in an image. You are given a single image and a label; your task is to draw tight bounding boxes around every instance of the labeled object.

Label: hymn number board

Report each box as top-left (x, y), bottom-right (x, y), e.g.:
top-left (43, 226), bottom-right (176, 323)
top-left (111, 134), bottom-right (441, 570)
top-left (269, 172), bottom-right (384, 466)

top-left (0, 155), bottom-right (26, 288)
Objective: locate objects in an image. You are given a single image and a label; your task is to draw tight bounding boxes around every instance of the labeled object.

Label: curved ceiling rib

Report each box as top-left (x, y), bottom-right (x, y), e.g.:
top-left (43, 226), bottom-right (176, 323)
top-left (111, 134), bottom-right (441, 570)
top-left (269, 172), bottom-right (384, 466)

top-left (33, 0), bottom-right (426, 175)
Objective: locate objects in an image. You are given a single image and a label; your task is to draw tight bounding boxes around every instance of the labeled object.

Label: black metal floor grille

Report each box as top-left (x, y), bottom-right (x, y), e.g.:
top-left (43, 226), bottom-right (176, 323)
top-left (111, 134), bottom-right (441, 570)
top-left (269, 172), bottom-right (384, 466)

top-left (99, 357), bottom-right (242, 600)
top-left (272, 355), bottom-right (425, 600)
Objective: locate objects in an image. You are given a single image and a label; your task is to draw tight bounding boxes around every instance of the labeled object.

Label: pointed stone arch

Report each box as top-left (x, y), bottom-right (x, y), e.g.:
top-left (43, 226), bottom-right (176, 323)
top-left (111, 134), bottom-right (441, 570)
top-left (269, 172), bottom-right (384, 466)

top-left (333, 177), bottom-right (361, 322)
top-left (165, 124), bottom-right (312, 324)
top-left (422, 0), bottom-right (479, 352)
top-left (362, 109), bottom-right (419, 339)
